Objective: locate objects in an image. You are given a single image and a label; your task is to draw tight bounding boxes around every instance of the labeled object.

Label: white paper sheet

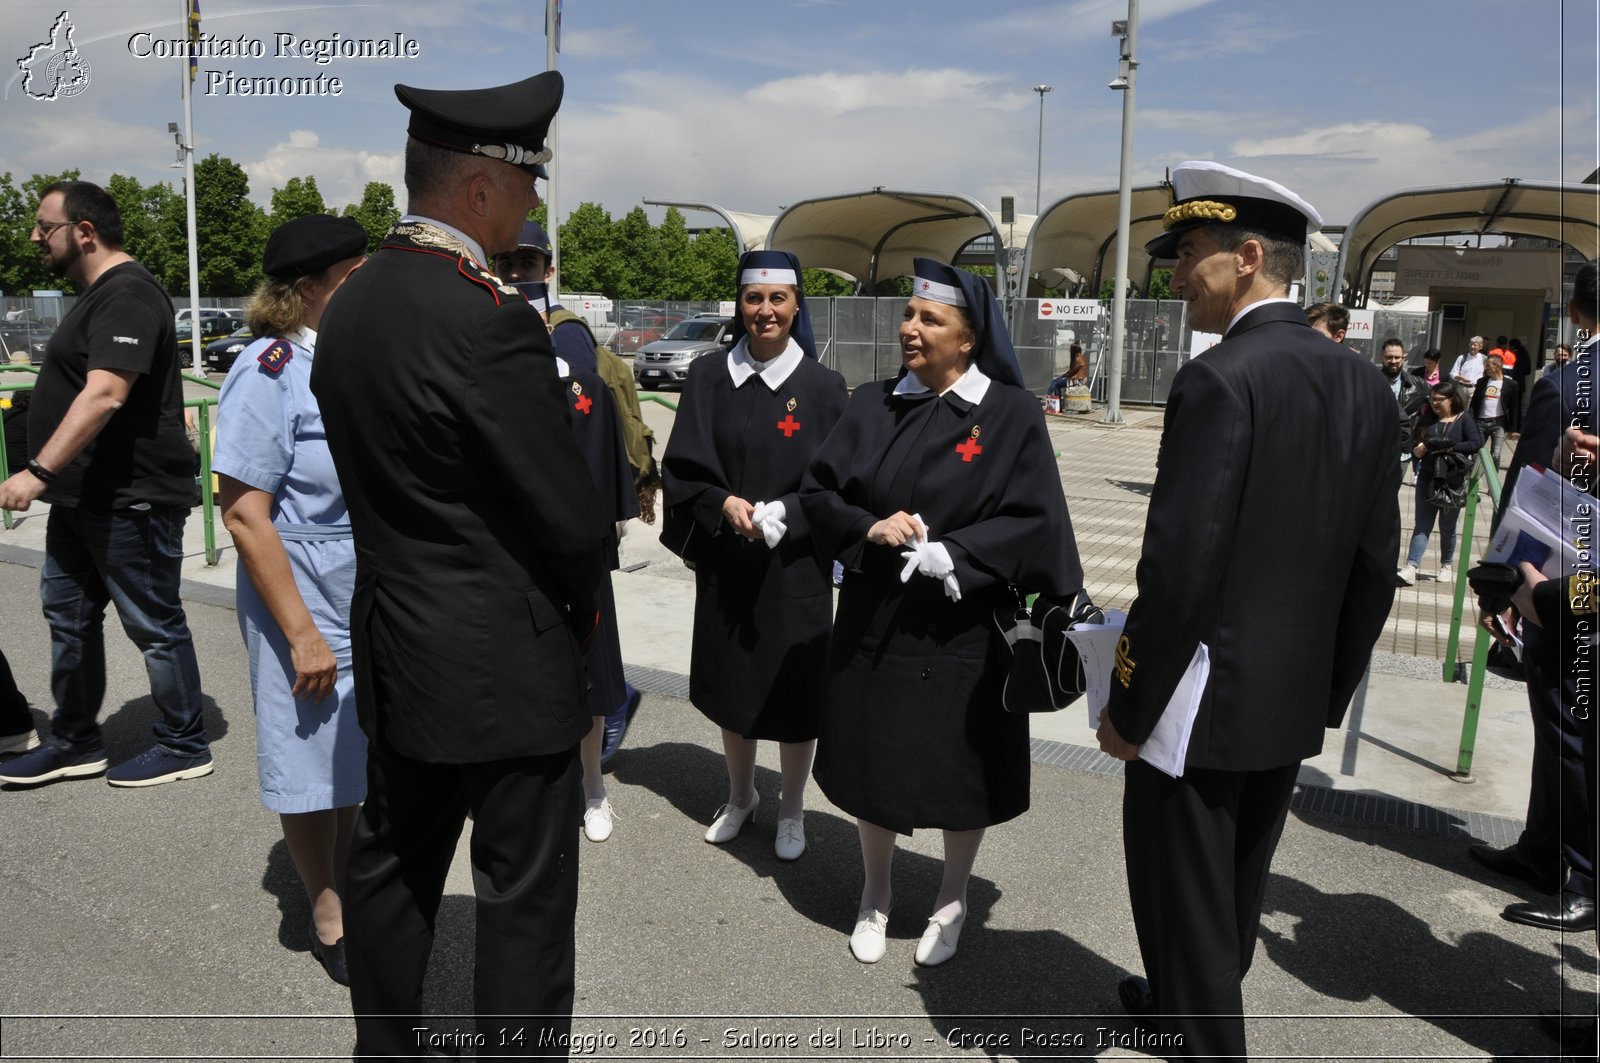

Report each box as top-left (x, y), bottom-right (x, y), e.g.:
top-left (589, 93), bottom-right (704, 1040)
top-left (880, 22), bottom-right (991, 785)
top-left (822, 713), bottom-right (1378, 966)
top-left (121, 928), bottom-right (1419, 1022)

top-left (1078, 612), bottom-right (1208, 778)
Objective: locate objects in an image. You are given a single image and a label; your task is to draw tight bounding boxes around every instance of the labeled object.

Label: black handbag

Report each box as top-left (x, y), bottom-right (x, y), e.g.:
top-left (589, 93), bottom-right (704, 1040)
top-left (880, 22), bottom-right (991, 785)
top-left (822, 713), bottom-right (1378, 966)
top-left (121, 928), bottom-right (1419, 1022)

top-left (995, 590), bottom-right (1106, 713)
top-left (1427, 451), bottom-right (1472, 510)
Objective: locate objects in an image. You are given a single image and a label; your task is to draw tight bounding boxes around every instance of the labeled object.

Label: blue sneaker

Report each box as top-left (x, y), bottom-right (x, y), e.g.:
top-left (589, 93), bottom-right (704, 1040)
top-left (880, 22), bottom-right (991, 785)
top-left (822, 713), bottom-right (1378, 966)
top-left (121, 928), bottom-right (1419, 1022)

top-left (600, 687), bottom-right (642, 766)
top-left (0, 744), bottom-right (108, 785)
top-left (105, 746), bottom-right (214, 788)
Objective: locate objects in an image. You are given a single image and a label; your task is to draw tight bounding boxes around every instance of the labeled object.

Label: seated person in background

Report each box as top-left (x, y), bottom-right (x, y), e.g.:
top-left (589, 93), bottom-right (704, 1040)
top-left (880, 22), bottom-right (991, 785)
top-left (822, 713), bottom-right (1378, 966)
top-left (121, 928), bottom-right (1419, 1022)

top-left (1047, 344), bottom-right (1089, 398)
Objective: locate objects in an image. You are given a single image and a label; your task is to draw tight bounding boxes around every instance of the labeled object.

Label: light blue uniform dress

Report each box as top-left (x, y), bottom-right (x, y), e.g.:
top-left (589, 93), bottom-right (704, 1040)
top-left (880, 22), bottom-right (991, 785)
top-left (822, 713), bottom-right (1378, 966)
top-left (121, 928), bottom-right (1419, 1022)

top-left (213, 327), bottom-right (366, 813)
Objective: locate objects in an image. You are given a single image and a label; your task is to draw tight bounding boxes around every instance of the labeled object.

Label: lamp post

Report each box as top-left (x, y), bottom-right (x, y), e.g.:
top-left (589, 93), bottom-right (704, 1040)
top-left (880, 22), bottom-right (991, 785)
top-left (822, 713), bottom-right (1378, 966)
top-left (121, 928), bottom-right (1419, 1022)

top-left (1102, 2), bottom-right (1138, 425)
top-left (1032, 84), bottom-right (1053, 216)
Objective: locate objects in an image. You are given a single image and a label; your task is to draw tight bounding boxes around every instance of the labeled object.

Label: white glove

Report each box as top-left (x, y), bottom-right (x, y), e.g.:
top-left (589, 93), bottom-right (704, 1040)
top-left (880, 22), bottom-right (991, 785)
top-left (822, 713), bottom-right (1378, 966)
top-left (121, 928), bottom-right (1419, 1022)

top-left (897, 517), bottom-right (962, 601)
top-left (750, 500), bottom-right (788, 549)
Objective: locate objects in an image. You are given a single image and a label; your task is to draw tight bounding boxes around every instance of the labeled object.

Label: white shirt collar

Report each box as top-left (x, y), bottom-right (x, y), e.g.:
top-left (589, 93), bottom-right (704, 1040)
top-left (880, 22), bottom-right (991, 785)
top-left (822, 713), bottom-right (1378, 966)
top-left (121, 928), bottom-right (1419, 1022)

top-left (726, 336), bottom-right (804, 391)
top-left (399, 213), bottom-right (487, 268)
top-left (1226, 296), bottom-right (1298, 334)
top-left (893, 360), bottom-right (992, 404)
top-left (554, 356), bottom-right (570, 378)
top-left (293, 325), bottom-right (317, 353)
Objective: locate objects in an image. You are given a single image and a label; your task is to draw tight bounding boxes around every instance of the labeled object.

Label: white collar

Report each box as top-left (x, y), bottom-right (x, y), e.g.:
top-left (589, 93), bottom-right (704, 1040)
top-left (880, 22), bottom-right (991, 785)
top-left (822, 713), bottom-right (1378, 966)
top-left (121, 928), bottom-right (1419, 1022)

top-left (726, 336), bottom-right (803, 391)
top-left (1226, 296), bottom-right (1298, 334)
top-left (293, 325), bottom-right (317, 353)
top-left (554, 356), bottom-right (570, 378)
top-left (399, 213), bottom-right (487, 268)
top-left (893, 360), bottom-right (992, 404)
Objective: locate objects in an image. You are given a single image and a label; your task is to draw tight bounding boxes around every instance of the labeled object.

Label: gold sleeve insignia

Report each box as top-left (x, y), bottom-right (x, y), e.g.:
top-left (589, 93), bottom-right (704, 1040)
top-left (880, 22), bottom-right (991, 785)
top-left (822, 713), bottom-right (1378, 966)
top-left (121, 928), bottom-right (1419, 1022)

top-left (1114, 635), bottom-right (1137, 689)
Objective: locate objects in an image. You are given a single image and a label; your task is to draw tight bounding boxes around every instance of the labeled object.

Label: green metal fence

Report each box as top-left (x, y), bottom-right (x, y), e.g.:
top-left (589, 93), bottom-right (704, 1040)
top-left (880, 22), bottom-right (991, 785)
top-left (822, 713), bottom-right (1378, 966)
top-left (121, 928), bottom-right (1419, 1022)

top-left (1442, 452), bottom-right (1504, 780)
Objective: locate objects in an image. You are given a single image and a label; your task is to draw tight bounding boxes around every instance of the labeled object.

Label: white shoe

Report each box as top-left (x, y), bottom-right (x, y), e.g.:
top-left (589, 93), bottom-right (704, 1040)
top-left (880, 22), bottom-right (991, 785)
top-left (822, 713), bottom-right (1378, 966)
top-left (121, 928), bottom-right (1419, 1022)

top-left (774, 814), bottom-right (806, 861)
top-left (849, 905), bottom-right (891, 963)
top-left (1437, 563), bottom-right (1453, 583)
top-left (583, 798), bottom-right (615, 842)
top-left (1396, 563), bottom-right (1418, 586)
top-left (0, 729), bottom-right (40, 756)
top-left (704, 792), bottom-right (758, 844)
top-left (914, 908), bottom-right (966, 967)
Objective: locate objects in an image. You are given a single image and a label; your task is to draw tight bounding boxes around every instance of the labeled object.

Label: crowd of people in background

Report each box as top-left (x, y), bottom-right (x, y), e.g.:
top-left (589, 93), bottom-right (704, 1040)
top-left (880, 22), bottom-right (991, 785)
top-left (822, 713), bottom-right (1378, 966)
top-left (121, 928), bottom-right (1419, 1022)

top-left (0, 76), bottom-right (1593, 1062)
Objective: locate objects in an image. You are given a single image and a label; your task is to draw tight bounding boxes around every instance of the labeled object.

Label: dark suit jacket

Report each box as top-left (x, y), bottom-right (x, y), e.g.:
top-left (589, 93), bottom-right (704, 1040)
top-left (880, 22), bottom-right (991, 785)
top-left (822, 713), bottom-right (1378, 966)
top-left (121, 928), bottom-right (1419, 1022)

top-left (1469, 374), bottom-right (1521, 434)
top-left (1105, 301), bottom-right (1400, 771)
top-left (311, 223), bottom-right (607, 763)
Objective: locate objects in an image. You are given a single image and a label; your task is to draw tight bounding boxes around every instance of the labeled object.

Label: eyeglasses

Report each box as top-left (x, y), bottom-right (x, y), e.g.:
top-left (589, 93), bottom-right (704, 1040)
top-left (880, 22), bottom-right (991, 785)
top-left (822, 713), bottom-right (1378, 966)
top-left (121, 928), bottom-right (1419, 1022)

top-left (31, 219), bottom-right (71, 239)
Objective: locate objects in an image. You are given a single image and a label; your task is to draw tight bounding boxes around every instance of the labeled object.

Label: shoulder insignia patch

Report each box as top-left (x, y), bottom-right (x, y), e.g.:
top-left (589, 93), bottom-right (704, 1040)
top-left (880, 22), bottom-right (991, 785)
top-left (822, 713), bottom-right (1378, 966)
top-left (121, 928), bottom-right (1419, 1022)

top-left (458, 258), bottom-right (521, 301)
top-left (257, 339), bottom-right (293, 374)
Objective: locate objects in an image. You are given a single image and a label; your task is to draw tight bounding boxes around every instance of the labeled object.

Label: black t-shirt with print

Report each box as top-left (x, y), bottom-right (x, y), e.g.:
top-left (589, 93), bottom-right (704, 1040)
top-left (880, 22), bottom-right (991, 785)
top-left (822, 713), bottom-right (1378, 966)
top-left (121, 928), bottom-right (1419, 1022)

top-left (28, 261), bottom-right (193, 508)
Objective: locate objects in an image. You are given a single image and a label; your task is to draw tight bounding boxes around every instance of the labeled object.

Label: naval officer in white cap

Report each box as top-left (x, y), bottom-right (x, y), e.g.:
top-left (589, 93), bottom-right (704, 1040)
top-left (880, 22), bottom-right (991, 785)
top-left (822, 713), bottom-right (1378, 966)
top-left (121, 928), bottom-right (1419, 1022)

top-left (1097, 161), bottom-right (1399, 1059)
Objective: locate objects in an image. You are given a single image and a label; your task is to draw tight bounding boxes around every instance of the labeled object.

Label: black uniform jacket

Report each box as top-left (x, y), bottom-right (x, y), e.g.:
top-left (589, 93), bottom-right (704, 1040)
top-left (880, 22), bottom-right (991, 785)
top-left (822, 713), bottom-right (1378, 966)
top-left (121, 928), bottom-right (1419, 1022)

top-left (311, 222), bottom-right (607, 762)
top-left (1105, 301), bottom-right (1400, 772)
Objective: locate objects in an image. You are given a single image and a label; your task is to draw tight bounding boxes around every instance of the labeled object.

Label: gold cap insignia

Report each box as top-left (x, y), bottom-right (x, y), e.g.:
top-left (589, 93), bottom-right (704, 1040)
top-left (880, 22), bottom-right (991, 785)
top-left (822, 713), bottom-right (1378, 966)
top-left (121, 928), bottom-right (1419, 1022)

top-left (1162, 200), bottom-right (1238, 230)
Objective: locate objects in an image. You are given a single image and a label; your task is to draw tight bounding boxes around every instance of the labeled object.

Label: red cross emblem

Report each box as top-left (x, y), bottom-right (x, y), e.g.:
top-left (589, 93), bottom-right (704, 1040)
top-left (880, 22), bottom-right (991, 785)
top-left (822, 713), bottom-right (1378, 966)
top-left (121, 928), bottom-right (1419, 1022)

top-left (761, 268), bottom-right (769, 277)
top-left (776, 414), bottom-right (801, 438)
top-left (955, 437), bottom-right (982, 462)
top-left (920, 281), bottom-right (930, 291)
top-left (574, 393), bottom-right (593, 415)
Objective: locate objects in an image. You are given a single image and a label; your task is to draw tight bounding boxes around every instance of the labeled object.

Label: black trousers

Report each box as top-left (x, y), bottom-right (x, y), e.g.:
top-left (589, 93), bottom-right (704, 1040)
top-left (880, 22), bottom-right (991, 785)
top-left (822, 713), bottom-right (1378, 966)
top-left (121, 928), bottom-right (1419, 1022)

top-left (0, 647), bottom-right (34, 736)
top-left (347, 741), bottom-right (581, 1061)
top-left (1123, 760), bottom-right (1299, 1063)
top-left (1517, 623), bottom-right (1593, 898)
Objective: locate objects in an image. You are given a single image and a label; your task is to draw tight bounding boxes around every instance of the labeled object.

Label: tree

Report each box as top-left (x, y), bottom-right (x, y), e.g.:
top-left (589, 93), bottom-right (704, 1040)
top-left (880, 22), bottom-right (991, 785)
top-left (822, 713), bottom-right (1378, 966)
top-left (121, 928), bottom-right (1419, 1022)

top-left (653, 207), bottom-right (692, 299)
top-left (339, 182), bottom-right (401, 251)
top-left (609, 206), bottom-right (655, 298)
top-left (0, 169), bottom-right (80, 293)
top-left (193, 153), bottom-right (265, 296)
top-left (106, 174), bottom-right (185, 292)
top-left (557, 202), bottom-right (617, 295)
top-left (802, 268), bottom-right (856, 297)
top-left (269, 176), bottom-right (326, 226)
top-left (682, 228), bottom-right (738, 300)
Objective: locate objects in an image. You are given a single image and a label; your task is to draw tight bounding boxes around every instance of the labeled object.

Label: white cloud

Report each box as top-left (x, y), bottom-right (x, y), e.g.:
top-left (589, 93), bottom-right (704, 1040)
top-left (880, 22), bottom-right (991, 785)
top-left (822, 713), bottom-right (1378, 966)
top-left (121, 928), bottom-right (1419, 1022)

top-left (242, 130), bottom-right (404, 210)
top-left (744, 68), bottom-right (1027, 116)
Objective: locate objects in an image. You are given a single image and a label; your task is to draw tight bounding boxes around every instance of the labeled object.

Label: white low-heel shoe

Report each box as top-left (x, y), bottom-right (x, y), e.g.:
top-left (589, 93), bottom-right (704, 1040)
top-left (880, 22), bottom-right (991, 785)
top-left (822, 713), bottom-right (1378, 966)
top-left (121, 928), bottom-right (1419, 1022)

top-left (849, 905), bottom-right (891, 964)
top-left (774, 814), bottom-right (806, 861)
top-left (704, 792), bottom-right (759, 844)
top-left (583, 798), bottom-right (615, 842)
top-left (914, 909), bottom-right (966, 967)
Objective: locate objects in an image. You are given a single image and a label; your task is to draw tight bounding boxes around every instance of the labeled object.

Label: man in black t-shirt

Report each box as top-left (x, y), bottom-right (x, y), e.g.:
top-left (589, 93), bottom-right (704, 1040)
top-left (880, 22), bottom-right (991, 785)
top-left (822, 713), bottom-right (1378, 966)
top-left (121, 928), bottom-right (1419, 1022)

top-left (0, 180), bottom-right (211, 789)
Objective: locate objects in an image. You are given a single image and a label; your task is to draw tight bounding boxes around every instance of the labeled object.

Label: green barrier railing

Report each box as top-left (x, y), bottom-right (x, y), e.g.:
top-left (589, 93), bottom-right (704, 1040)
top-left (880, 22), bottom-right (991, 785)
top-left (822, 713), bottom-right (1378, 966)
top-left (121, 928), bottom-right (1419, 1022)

top-left (1444, 451), bottom-right (1503, 780)
top-left (1, 369), bottom-right (224, 565)
top-left (639, 393), bottom-right (678, 412)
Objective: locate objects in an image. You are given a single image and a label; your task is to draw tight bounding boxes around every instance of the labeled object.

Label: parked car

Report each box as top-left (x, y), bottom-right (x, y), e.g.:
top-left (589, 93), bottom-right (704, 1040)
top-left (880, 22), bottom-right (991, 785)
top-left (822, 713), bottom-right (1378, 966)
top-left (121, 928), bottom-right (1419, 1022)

top-left (0, 321), bottom-right (53, 364)
top-left (633, 317), bottom-right (734, 389)
top-left (176, 315), bottom-right (245, 364)
top-left (201, 325), bottom-right (256, 375)
top-left (612, 308), bottom-right (687, 356)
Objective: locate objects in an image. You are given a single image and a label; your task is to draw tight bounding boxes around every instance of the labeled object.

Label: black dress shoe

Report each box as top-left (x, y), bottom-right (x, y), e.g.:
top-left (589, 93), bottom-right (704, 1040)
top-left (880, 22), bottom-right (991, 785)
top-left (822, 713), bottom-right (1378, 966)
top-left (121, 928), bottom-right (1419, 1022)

top-left (1501, 890), bottom-right (1598, 932)
top-left (309, 920), bottom-right (350, 987)
top-left (1118, 975), bottom-right (1156, 1020)
top-left (1468, 842), bottom-right (1561, 895)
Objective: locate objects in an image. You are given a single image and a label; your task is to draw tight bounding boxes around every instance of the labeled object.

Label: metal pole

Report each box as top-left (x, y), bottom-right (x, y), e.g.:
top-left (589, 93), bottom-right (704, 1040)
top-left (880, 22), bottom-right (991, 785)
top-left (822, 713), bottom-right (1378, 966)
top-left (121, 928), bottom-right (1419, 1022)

top-left (1032, 85), bottom-right (1052, 216)
top-left (180, 2), bottom-right (205, 379)
top-left (544, 0), bottom-right (560, 295)
top-left (1101, 0), bottom-right (1137, 425)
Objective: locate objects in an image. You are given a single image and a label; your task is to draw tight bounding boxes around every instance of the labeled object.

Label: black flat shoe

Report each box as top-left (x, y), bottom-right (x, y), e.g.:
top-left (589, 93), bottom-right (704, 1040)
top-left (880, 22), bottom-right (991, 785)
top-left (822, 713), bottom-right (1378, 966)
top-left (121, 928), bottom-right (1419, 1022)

top-left (309, 919), bottom-right (350, 987)
top-left (1118, 974), bottom-right (1156, 1030)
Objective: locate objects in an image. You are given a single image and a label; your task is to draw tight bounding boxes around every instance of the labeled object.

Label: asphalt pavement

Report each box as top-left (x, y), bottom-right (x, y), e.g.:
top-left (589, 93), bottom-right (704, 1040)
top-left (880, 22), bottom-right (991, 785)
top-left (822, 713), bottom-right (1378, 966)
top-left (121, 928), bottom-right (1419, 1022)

top-left (0, 399), bottom-right (1591, 1062)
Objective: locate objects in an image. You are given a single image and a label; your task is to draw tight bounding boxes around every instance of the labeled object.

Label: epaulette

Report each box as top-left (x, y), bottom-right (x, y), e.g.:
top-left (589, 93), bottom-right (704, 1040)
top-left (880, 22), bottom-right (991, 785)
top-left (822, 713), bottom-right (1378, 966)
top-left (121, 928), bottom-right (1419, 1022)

top-left (458, 258), bottom-right (523, 304)
top-left (257, 339), bottom-right (293, 374)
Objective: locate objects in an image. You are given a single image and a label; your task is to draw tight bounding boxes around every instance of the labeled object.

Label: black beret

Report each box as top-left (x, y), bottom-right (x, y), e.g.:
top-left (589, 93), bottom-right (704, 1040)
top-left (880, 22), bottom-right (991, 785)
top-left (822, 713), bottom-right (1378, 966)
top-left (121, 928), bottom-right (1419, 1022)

top-left (396, 70), bottom-right (563, 178)
top-left (262, 215), bottom-right (368, 280)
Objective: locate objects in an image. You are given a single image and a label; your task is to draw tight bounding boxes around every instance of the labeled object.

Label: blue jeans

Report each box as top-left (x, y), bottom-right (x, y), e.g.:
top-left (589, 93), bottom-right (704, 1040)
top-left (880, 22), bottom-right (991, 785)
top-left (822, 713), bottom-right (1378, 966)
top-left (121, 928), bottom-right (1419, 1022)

top-left (40, 504), bottom-right (208, 756)
top-left (1405, 483), bottom-right (1459, 568)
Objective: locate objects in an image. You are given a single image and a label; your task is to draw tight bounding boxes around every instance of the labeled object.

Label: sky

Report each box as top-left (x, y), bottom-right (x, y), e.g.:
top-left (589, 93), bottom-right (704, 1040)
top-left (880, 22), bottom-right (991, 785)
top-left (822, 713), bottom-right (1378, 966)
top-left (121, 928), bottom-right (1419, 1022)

top-left (0, 0), bottom-right (1596, 234)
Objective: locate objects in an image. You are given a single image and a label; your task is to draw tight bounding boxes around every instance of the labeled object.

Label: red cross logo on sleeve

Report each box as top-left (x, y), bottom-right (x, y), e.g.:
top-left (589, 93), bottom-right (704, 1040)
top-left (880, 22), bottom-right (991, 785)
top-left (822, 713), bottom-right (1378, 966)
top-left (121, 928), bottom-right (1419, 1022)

top-left (574, 394), bottom-right (593, 415)
top-left (776, 414), bottom-right (801, 437)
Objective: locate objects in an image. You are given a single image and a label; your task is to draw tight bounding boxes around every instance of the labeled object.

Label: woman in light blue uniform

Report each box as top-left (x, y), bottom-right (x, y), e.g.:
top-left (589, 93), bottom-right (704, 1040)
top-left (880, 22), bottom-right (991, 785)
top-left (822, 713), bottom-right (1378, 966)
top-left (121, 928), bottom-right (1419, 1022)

top-left (213, 214), bottom-right (368, 988)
